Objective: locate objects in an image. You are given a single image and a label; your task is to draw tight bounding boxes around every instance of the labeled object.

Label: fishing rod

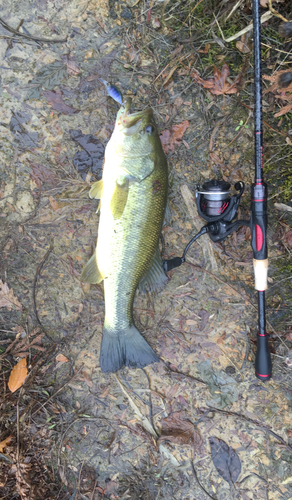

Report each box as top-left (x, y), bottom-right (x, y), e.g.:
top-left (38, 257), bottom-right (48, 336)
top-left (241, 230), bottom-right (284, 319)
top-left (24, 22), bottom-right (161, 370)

top-left (163, 0), bottom-right (272, 381)
top-left (250, 0), bottom-right (271, 380)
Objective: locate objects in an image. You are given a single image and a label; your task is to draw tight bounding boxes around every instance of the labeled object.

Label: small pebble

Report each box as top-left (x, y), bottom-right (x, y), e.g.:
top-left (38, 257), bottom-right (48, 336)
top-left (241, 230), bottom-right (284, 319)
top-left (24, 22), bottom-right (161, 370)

top-left (225, 366), bottom-right (236, 375)
top-left (279, 22), bottom-right (292, 38)
top-left (278, 72), bottom-right (292, 89)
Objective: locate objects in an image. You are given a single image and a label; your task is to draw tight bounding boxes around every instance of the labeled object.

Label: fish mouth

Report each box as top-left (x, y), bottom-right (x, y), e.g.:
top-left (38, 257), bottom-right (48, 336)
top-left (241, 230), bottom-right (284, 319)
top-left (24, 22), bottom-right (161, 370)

top-left (117, 97), bottom-right (152, 129)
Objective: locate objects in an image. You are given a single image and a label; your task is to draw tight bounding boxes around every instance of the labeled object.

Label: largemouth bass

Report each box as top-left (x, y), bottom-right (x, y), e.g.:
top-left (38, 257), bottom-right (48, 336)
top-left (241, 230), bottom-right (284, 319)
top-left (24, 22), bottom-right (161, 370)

top-left (81, 98), bottom-right (168, 373)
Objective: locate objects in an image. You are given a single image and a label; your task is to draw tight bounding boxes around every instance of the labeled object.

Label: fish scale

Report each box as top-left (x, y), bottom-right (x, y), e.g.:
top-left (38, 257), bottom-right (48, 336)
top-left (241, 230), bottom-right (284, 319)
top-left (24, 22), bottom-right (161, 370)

top-left (81, 98), bottom-right (168, 373)
top-left (103, 170), bottom-right (167, 330)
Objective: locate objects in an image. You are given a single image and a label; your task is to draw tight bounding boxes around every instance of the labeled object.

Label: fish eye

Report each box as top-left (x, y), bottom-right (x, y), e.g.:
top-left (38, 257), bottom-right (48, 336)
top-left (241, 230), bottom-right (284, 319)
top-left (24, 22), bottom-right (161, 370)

top-left (145, 125), bottom-right (155, 134)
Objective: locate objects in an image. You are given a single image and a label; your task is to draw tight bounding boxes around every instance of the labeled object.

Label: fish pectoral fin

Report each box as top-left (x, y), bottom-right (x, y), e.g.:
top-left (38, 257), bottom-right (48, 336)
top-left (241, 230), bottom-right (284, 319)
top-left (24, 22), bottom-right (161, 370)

top-left (139, 246), bottom-right (168, 294)
top-left (124, 156), bottom-right (154, 182)
top-left (80, 253), bottom-right (103, 284)
top-left (110, 178), bottom-right (129, 219)
top-left (89, 180), bottom-right (104, 200)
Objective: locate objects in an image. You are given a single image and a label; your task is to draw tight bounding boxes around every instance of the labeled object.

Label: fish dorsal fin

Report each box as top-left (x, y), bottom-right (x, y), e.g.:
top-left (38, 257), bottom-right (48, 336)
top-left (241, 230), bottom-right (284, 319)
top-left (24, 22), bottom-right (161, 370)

top-left (80, 253), bottom-right (103, 284)
top-left (139, 246), bottom-right (168, 294)
top-left (110, 178), bottom-right (129, 219)
top-left (89, 180), bottom-right (104, 200)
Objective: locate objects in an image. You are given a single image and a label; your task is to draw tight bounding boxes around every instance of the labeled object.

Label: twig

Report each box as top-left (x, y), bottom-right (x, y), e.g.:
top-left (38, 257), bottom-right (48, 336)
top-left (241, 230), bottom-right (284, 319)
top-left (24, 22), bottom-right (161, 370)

top-left (225, 0), bottom-right (244, 22)
top-left (0, 334), bottom-right (23, 361)
top-left (268, 0), bottom-right (288, 23)
top-left (190, 459), bottom-right (217, 500)
top-left (115, 373), bottom-right (158, 439)
top-left (218, 11), bottom-right (273, 43)
top-left (162, 360), bottom-right (206, 385)
top-left (77, 459), bottom-right (85, 497)
top-left (261, 42), bottom-right (292, 56)
top-left (178, 0), bottom-right (205, 32)
top-left (16, 402), bottom-right (20, 465)
top-left (142, 368), bottom-right (156, 434)
top-left (91, 479), bottom-right (98, 500)
top-left (0, 18), bottom-right (67, 43)
top-left (33, 242), bottom-right (54, 334)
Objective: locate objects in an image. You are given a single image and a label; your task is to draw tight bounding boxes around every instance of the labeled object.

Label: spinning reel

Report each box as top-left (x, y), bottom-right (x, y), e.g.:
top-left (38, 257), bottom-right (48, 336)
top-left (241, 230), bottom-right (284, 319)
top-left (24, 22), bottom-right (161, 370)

top-left (163, 179), bottom-right (250, 272)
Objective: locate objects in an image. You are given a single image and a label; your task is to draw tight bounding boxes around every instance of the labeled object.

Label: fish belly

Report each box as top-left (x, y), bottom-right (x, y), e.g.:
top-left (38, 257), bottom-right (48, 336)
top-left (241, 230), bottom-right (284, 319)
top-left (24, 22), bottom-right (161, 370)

top-left (98, 166), bottom-right (167, 372)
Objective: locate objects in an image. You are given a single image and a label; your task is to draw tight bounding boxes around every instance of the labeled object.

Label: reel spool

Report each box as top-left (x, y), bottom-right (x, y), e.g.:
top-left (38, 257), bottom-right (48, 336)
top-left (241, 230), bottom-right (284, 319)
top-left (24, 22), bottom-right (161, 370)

top-left (196, 179), bottom-right (245, 224)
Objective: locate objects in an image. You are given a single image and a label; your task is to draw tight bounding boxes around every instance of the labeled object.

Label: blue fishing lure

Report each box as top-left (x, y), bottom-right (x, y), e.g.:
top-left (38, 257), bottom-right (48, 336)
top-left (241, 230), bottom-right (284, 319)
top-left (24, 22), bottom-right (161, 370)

top-left (98, 78), bottom-right (123, 105)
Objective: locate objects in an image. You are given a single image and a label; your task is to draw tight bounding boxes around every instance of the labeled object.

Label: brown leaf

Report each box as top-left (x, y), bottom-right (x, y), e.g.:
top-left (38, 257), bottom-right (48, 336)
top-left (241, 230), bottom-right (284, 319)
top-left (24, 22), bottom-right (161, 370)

top-left (210, 64), bottom-right (240, 95)
top-left (0, 435), bottom-right (13, 452)
top-left (192, 64), bottom-right (240, 96)
top-left (56, 353), bottom-right (68, 363)
top-left (0, 280), bottom-right (22, 311)
top-left (263, 69), bottom-right (292, 95)
top-left (274, 103), bottom-right (292, 117)
top-left (8, 358), bottom-right (28, 393)
top-left (65, 59), bottom-right (81, 75)
top-left (284, 230), bottom-right (292, 247)
top-left (43, 89), bottom-right (78, 115)
top-left (198, 43), bottom-right (210, 54)
top-left (163, 65), bottom-right (178, 87)
top-left (160, 129), bottom-right (172, 153)
top-left (48, 195), bottom-right (60, 211)
top-left (236, 40), bottom-right (250, 54)
top-left (160, 121), bottom-right (189, 154)
top-left (158, 411), bottom-right (203, 451)
top-left (191, 69), bottom-right (214, 88)
top-left (209, 152), bottom-right (224, 165)
top-left (30, 163), bottom-right (58, 188)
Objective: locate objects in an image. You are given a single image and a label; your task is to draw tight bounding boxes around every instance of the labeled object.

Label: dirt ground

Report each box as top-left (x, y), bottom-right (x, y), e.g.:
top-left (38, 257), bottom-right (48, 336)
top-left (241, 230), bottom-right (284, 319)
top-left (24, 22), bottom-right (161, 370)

top-left (1, 0), bottom-right (292, 499)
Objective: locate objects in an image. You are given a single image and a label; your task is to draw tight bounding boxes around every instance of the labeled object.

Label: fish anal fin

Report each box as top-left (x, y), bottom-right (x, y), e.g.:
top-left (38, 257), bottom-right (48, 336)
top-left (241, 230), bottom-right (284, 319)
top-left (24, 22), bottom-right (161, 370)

top-left (110, 178), bottom-right (129, 219)
top-left (80, 253), bottom-right (103, 284)
top-left (139, 246), bottom-right (168, 294)
top-left (89, 180), bottom-right (104, 200)
top-left (96, 200), bottom-right (101, 213)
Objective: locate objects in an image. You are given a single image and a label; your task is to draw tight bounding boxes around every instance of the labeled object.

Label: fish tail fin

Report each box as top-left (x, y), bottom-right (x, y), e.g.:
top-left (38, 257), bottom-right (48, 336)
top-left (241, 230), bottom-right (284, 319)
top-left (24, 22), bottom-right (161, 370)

top-left (100, 324), bottom-right (159, 373)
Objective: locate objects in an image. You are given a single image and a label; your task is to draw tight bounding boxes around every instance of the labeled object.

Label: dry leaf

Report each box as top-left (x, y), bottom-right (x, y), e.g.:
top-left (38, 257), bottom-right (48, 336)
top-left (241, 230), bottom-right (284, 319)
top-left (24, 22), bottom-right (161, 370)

top-left (48, 195), bottom-right (60, 211)
top-left (43, 89), bottom-right (78, 115)
top-left (236, 40), bottom-right (250, 54)
top-left (8, 358), bottom-right (28, 393)
top-left (65, 59), bottom-right (81, 75)
top-left (198, 43), bottom-right (210, 54)
top-left (160, 121), bottom-right (190, 154)
top-left (260, 0), bottom-right (284, 6)
top-left (0, 435), bottom-right (13, 452)
top-left (158, 411), bottom-right (203, 451)
top-left (191, 63), bottom-right (241, 96)
top-left (30, 163), bottom-right (58, 188)
top-left (284, 230), bottom-right (292, 247)
top-left (163, 65), bottom-right (178, 87)
top-left (274, 202), bottom-right (292, 212)
top-left (56, 353), bottom-right (68, 362)
top-left (0, 280), bottom-right (22, 311)
top-left (274, 103), bottom-right (292, 117)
